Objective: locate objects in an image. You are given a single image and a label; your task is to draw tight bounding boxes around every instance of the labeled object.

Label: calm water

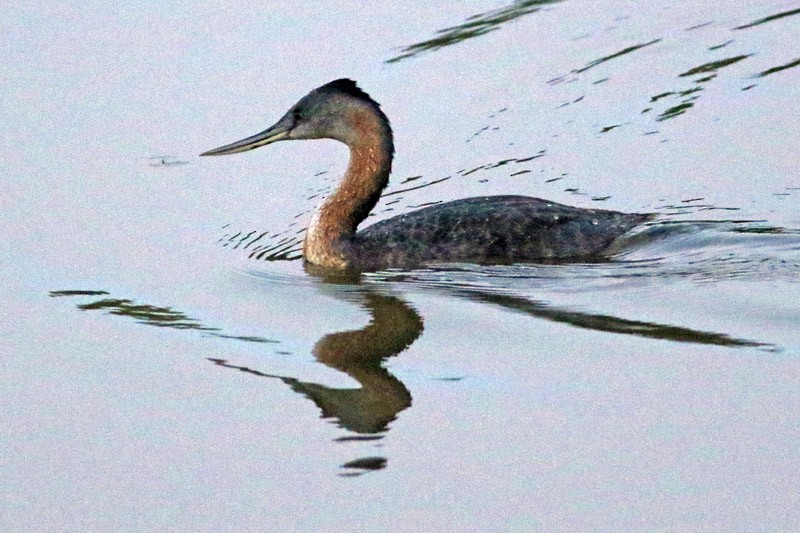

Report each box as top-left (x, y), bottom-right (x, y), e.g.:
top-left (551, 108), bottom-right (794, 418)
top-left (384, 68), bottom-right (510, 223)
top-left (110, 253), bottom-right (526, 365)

top-left (2, 1), bottom-right (799, 530)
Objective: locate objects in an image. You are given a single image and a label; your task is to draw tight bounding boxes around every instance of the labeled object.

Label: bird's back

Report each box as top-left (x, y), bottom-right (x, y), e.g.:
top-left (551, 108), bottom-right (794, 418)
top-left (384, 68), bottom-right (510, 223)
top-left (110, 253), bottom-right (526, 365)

top-left (343, 195), bottom-right (651, 270)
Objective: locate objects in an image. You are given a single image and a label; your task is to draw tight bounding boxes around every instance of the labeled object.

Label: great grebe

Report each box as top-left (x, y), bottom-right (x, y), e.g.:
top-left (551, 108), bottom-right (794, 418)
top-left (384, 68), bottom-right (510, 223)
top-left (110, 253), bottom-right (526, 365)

top-left (201, 79), bottom-right (651, 271)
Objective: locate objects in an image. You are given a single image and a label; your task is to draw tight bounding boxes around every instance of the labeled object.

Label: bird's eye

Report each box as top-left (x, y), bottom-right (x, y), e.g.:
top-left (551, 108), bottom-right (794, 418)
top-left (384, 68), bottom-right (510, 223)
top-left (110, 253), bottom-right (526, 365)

top-left (293, 109), bottom-right (303, 121)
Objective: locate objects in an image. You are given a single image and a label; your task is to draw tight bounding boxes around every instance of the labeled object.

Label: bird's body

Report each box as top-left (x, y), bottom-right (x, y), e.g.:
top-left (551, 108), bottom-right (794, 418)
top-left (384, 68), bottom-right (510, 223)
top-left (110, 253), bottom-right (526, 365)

top-left (344, 196), bottom-right (648, 270)
top-left (202, 79), bottom-right (651, 271)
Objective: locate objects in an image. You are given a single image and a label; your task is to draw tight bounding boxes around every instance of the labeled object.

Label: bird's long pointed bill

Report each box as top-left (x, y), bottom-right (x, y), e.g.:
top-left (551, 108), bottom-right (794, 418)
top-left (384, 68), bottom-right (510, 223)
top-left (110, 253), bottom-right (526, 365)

top-left (200, 123), bottom-right (290, 156)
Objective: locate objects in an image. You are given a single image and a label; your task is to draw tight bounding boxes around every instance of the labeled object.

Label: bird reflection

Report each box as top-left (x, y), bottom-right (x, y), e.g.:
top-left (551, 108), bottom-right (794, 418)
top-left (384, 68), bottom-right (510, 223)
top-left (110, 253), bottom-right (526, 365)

top-left (50, 255), bottom-right (776, 478)
top-left (210, 290), bottom-right (421, 435)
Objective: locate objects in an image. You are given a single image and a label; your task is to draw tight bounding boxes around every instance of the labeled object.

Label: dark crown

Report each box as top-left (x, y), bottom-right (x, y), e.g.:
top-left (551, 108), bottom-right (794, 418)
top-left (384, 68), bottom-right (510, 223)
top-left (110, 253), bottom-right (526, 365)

top-left (317, 79), bottom-right (375, 103)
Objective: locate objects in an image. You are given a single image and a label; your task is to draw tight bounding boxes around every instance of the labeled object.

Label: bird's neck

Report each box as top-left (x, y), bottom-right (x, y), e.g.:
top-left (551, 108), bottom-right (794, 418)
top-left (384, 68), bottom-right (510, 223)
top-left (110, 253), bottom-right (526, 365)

top-left (304, 107), bottom-right (393, 268)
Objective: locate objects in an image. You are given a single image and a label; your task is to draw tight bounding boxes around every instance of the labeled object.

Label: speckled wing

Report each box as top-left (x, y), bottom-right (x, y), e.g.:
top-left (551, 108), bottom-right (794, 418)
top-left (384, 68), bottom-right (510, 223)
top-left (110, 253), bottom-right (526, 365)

top-left (349, 195), bottom-right (651, 269)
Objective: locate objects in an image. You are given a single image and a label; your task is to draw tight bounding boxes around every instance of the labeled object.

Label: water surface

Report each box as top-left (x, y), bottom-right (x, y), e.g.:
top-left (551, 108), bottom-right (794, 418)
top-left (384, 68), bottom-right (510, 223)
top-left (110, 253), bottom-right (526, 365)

top-left (2, 1), bottom-right (799, 530)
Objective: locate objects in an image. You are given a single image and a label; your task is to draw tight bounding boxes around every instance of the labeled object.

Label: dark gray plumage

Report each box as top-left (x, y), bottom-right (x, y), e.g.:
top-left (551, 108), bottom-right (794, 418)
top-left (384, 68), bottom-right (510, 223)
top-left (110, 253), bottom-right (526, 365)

top-left (346, 196), bottom-right (651, 270)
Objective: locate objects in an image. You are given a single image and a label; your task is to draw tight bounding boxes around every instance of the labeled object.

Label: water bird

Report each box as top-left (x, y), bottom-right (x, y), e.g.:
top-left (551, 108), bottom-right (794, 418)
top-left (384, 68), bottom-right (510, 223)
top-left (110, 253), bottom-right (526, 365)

top-left (201, 79), bottom-right (652, 271)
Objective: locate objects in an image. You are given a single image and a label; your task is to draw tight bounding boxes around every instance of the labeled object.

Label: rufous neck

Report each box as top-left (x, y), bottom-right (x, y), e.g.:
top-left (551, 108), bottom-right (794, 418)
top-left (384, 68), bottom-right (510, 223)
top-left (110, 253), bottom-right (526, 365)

top-left (304, 106), bottom-right (393, 268)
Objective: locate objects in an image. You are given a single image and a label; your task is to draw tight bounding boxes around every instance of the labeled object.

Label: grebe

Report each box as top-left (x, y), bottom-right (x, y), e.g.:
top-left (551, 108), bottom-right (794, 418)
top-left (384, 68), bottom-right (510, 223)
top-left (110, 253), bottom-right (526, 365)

top-left (201, 79), bottom-right (652, 271)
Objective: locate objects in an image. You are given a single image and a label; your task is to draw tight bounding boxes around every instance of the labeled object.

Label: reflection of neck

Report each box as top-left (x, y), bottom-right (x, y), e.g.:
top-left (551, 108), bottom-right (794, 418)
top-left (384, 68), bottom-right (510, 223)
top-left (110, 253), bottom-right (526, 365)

top-left (307, 292), bottom-right (421, 433)
top-left (303, 107), bottom-right (393, 268)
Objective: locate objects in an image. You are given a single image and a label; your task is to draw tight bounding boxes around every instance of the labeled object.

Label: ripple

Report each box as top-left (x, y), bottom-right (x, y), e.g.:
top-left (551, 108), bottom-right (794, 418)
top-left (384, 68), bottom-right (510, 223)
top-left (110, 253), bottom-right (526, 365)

top-left (733, 7), bottom-right (800, 30)
top-left (386, 0), bottom-right (563, 63)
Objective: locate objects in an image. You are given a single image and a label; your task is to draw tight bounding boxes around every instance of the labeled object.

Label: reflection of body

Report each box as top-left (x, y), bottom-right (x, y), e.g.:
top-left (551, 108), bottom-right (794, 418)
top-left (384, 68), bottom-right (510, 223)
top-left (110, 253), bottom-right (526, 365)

top-left (202, 79), bottom-right (651, 271)
top-left (55, 280), bottom-right (768, 438)
top-left (55, 278), bottom-right (768, 439)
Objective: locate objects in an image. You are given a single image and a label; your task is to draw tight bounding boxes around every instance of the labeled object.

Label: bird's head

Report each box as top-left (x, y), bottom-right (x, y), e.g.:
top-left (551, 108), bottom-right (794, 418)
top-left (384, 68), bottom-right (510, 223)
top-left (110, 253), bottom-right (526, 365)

top-left (200, 79), bottom-right (385, 156)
